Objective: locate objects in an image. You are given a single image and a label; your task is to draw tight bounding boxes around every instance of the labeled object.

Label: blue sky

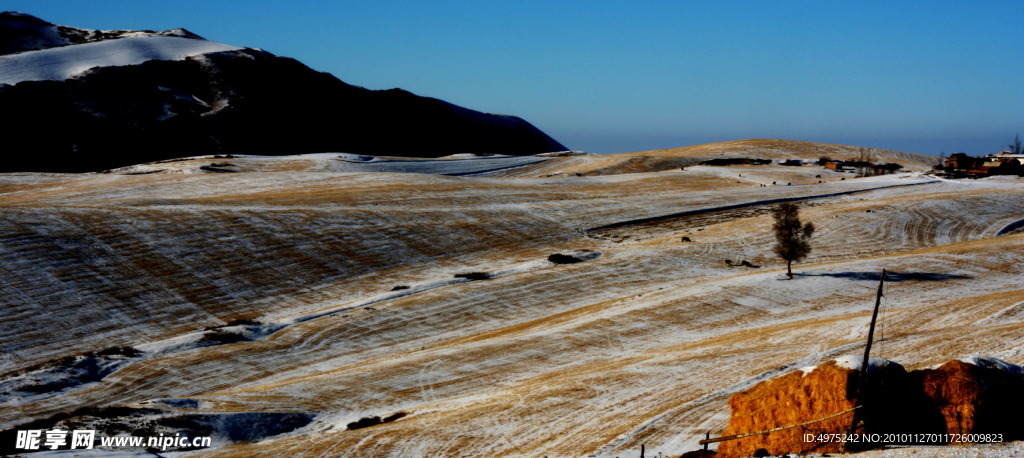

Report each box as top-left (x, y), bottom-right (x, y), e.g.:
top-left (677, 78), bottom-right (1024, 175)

top-left (10, 1), bottom-right (1023, 155)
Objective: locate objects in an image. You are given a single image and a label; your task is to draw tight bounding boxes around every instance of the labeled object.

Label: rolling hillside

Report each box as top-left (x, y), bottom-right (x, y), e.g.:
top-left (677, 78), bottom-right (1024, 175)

top-left (476, 139), bottom-right (940, 178)
top-left (1, 140), bottom-right (1022, 456)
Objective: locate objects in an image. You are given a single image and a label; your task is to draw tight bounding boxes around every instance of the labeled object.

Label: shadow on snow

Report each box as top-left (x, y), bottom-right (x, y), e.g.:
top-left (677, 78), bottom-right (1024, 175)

top-left (793, 271), bottom-right (973, 282)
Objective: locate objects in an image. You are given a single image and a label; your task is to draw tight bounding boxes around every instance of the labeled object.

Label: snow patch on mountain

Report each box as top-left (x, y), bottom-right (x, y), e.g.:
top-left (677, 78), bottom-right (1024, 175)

top-left (1, 11), bottom-right (207, 56)
top-left (0, 35), bottom-right (241, 85)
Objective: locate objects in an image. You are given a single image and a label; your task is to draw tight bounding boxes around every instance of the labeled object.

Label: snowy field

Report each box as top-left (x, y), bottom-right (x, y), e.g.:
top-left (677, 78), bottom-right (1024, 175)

top-left (1, 141), bottom-right (1022, 457)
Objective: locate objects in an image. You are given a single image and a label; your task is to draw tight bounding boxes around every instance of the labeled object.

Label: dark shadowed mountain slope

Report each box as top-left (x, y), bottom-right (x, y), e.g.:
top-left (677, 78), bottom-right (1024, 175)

top-left (0, 12), bottom-right (71, 55)
top-left (0, 13), bottom-right (567, 172)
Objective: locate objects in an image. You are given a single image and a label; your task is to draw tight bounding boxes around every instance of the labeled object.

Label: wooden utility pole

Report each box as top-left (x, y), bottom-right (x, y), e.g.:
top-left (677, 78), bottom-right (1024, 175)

top-left (846, 269), bottom-right (886, 445)
top-left (696, 269), bottom-right (888, 453)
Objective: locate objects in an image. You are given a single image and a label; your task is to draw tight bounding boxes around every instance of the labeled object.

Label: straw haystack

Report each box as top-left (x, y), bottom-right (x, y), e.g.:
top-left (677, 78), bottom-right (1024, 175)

top-left (679, 450), bottom-right (716, 458)
top-left (716, 356), bottom-right (943, 458)
top-left (911, 357), bottom-right (1024, 442)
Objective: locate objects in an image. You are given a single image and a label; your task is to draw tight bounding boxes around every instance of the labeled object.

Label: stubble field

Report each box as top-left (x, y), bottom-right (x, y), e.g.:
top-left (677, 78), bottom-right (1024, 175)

top-left (2, 140), bottom-right (1022, 457)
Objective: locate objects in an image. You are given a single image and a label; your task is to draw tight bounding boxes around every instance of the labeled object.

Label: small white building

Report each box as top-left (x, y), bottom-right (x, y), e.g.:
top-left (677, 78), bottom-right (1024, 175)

top-left (984, 151), bottom-right (1024, 165)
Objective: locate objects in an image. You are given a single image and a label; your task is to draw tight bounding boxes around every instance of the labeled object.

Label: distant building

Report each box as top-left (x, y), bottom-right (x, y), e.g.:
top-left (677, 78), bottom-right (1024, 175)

top-left (945, 152), bottom-right (1024, 177)
top-left (984, 151), bottom-right (1024, 164)
top-left (945, 153), bottom-right (984, 172)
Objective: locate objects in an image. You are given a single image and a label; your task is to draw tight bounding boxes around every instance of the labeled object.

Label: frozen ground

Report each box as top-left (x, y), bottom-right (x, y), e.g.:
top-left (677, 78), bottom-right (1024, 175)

top-left (1, 141), bottom-right (1022, 457)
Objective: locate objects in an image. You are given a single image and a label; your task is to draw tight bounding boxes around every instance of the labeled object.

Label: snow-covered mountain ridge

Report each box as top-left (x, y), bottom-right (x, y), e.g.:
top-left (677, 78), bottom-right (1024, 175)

top-left (0, 35), bottom-right (241, 85)
top-left (0, 13), bottom-right (567, 172)
top-left (0, 11), bottom-right (204, 56)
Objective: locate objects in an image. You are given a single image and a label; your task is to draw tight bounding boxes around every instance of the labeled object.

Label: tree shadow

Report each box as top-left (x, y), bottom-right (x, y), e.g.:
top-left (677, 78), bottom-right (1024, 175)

top-left (793, 271), bottom-right (973, 282)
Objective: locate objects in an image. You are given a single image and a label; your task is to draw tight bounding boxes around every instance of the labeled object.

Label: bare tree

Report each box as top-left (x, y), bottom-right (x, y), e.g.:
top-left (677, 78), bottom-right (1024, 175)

top-left (855, 147), bottom-right (880, 177)
top-left (1011, 133), bottom-right (1022, 154)
top-left (772, 203), bottom-right (815, 278)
